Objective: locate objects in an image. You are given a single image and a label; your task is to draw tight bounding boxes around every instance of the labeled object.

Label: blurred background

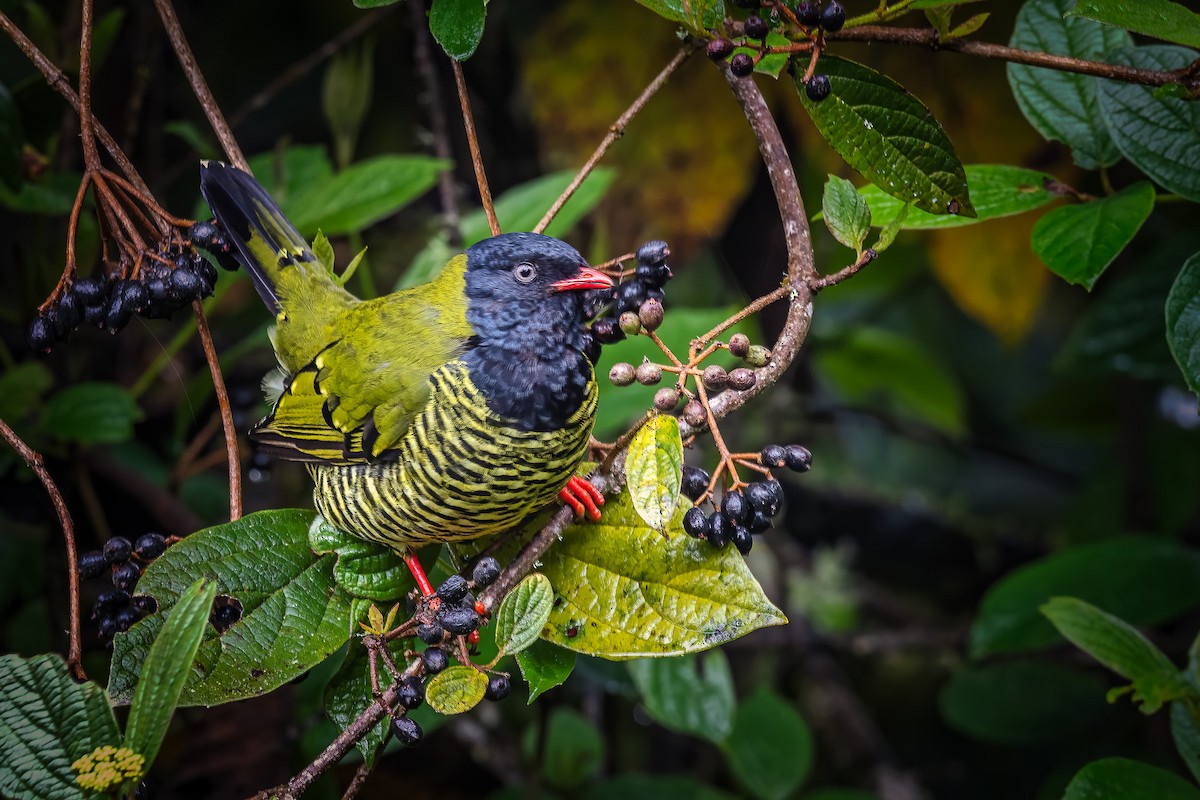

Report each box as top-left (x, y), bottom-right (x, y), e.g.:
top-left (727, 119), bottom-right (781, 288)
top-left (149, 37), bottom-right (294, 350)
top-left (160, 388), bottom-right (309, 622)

top-left (1, 0), bottom-right (1198, 798)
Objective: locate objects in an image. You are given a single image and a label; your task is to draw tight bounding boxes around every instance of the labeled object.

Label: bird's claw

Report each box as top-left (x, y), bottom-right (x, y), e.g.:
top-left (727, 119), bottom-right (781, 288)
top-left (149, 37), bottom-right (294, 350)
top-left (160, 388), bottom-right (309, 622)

top-left (560, 475), bottom-right (604, 521)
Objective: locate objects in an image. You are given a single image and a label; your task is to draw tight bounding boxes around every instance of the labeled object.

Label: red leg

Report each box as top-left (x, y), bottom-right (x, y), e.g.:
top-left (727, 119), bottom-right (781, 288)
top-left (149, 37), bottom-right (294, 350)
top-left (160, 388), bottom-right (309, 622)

top-left (404, 551), bottom-right (435, 597)
top-left (559, 475), bottom-right (604, 521)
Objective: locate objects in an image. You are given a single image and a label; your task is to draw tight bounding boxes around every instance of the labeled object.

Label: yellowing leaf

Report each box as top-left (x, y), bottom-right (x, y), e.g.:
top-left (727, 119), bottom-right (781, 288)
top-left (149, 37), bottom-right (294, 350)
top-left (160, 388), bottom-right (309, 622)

top-left (425, 665), bottom-right (488, 715)
top-left (928, 215), bottom-right (1047, 345)
top-left (625, 414), bottom-right (684, 532)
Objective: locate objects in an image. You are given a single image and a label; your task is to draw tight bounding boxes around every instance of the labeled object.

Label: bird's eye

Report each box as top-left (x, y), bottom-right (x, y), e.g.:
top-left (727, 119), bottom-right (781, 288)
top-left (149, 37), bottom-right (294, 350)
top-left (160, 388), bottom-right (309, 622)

top-left (513, 262), bottom-right (537, 284)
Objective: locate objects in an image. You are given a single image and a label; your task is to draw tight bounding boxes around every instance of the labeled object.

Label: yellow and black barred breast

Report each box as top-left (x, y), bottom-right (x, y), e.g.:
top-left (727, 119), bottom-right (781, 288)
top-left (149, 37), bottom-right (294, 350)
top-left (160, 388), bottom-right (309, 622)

top-left (310, 360), bottom-right (597, 549)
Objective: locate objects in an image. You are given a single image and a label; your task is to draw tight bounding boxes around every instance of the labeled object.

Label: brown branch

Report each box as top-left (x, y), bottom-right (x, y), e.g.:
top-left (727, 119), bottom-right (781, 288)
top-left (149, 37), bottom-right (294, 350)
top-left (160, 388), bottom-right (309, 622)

top-left (192, 301), bottom-right (242, 521)
top-left (0, 419), bottom-right (85, 681)
top-left (76, 0), bottom-right (101, 171)
top-left (451, 60), bottom-right (499, 236)
top-left (340, 762), bottom-right (373, 800)
top-left (811, 247), bottom-right (878, 291)
top-left (152, 0), bottom-right (249, 171)
top-left (410, 0), bottom-right (462, 245)
top-left (532, 46), bottom-right (693, 235)
top-left (830, 25), bottom-right (1199, 89)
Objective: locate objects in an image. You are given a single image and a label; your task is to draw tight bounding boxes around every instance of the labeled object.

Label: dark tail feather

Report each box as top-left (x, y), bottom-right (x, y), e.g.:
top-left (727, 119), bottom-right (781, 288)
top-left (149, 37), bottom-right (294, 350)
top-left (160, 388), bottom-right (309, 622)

top-left (198, 161), bottom-right (317, 310)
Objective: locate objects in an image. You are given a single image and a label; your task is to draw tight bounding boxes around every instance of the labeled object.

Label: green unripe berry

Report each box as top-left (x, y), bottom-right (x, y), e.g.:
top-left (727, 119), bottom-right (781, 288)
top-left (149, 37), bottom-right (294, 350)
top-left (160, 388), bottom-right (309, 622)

top-left (638, 298), bottom-right (664, 331)
top-left (745, 345), bottom-right (771, 367)
top-left (728, 333), bottom-right (751, 358)
top-left (619, 311), bottom-right (642, 336)
top-left (609, 362), bottom-right (636, 386)
top-left (702, 365), bottom-right (728, 391)
top-left (728, 367), bottom-right (757, 391)
top-left (653, 387), bottom-right (681, 412)
top-left (635, 362), bottom-right (663, 386)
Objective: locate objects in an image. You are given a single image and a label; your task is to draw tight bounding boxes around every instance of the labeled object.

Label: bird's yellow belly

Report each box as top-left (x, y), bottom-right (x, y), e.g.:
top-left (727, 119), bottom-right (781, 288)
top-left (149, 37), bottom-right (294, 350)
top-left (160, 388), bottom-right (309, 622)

top-left (309, 362), bottom-right (596, 550)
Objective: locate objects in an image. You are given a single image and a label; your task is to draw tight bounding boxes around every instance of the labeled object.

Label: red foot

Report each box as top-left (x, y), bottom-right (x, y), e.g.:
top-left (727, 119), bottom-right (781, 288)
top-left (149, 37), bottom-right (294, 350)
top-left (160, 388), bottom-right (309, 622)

top-left (404, 551), bottom-right (435, 597)
top-left (559, 475), bottom-right (604, 521)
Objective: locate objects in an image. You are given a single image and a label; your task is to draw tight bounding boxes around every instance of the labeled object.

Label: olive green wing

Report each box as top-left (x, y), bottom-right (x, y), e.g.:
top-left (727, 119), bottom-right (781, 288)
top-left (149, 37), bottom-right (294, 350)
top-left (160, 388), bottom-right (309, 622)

top-left (252, 256), bottom-right (474, 463)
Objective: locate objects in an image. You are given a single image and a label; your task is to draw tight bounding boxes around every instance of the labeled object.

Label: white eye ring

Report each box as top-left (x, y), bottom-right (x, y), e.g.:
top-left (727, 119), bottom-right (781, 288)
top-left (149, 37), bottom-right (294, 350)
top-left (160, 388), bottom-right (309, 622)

top-left (513, 262), bottom-right (537, 283)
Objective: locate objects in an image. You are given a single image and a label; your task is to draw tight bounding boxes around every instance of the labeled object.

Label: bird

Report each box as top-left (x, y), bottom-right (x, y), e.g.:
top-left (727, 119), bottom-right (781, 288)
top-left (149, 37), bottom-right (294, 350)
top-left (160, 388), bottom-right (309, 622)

top-left (197, 161), bottom-right (610, 596)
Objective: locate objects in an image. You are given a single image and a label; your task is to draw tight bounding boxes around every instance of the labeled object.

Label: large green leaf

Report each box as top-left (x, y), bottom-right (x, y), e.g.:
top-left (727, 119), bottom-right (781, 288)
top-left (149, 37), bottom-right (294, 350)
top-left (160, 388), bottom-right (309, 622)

top-left (1007, 0), bottom-right (1130, 170)
top-left (822, 175), bottom-right (871, 254)
top-left (1042, 597), bottom-right (1191, 713)
top-left (429, 0), bottom-right (486, 60)
top-left (628, 651), bottom-right (735, 744)
top-left (856, 164), bottom-right (1057, 230)
top-left (937, 661), bottom-right (1110, 745)
top-left (538, 487), bottom-right (786, 658)
top-left (495, 573), bottom-right (555, 656)
top-left (43, 383), bottom-right (143, 445)
top-left (289, 154), bottom-right (449, 236)
top-left (308, 516), bottom-right (414, 601)
top-left (795, 55), bottom-right (973, 218)
top-left (1171, 702), bottom-right (1200, 784)
top-left (515, 640), bottom-right (576, 703)
top-left (1167, 251), bottom-right (1200, 394)
top-left (0, 654), bottom-right (120, 800)
top-left (124, 580), bottom-right (217, 766)
top-left (1067, 0), bottom-right (1200, 48)
top-left (1098, 45), bottom-right (1200, 202)
top-left (633, 0), bottom-right (725, 35)
top-left (625, 414), bottom-right (684, 533)
top-left (109, 510), bottom-right (355, 706)
top-left (1032, 181), bottom-right (1155, 290)
top-left (815, 327), bottom-right (966, 437)
top-left (725, 688), bottom-right (813, 800)
top-left (1062, 758), bottom-right (1200, 800)
top-left (969, 537), bottom-right (1200, 657)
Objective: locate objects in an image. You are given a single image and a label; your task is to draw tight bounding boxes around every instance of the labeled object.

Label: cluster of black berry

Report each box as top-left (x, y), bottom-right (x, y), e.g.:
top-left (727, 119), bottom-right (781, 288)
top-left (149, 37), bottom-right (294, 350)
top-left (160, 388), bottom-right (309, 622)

top-left (390, 557), bottom-right (509, 747)
top-left (589, 240), bottom-right (672, 348)
top-left (705, 0), bottom-right (842, 99)
top-left (26, 222), bottom-right (238, 351)
top-left (77, 533), bottom-right (168, 643)
top-left (680, 444), bottom-right (811, 555)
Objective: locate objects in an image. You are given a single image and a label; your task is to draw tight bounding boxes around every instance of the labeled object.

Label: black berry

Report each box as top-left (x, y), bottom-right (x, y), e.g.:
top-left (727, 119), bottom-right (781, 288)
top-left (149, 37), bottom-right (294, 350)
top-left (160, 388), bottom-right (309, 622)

top-left (130, 595), bottom-right (158, 618)
top-left (681, 466), bottom-right (710, 500)
top-left (97, 615), bottom-right (118, 641)
top-left (708, 511), bottom-right (731, 548)
top-left (745, 14), bottom-right (769, 39)
top-left (485, 674), bottom-right (511, 701)
top-left (591, 317), bottom-right (625, 344)
top-left (748, 510), bottom-right (772, 533)
top-left (683, 507), bottom-right (710, 538)
top-left (722, 489), bottom-right (749, 525)
top-left (796, 0), bottom-right (821, 26)
top-left (820, 0), bottom-right (845, 31)
top-left (73, 277), bottom-right (106, 307)
top-left (472, 557), bottom-right (501, 588)
top-left (115, 606), bottom-right (140, 632)
top-left (422, 647), bottom-right (449, 674)
top-left (95, 588), bottom-right (130, 614)
top-left (27, 315), bottom-right (54, 351)
top-left (417, 621), bottom-right (444, 645)
top-left (637, 240), bottom-right (670, 265)
top-left (746, 481), bottom-right (778, 515)
top-left (103, 537), bottom-right (133, 564)
top-left (398, 678), bottom-right (424, 710)
top-left (760, 444), bottom-right (787, 468)
top-left (78, 550), bottom-right (108, 579)
top-left (391, 716), bottom-right (423, 746)
top-left (439, 607), bottom-right (480, 636)
top-left (707, 38), bottom-right (736, 61)
top-left (56, 293), bottom-right (82, 328)
top-left (120, 280), bottom-right (149, 311)
top-left (784, 444), bottom-right (812, 472)
top-left (732, 525), bottom-right (753, 555)
top-left (437, 575), bottom-right (470, 604)
top-left (111, 562), bottom-right (141, 592)
top-left (730, 53), bottom-right (755, 77)
top-left (104, 295), bottom-right (132, 331)
top-left (806, 74), bottom-right (832, 102)
top-left (134, 533), bottom-right (167, 560)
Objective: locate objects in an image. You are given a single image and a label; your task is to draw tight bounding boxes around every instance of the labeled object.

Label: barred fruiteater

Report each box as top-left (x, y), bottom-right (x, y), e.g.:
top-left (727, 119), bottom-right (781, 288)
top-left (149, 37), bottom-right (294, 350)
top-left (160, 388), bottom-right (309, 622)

top-left (198, 163), bottom-right (610, 594)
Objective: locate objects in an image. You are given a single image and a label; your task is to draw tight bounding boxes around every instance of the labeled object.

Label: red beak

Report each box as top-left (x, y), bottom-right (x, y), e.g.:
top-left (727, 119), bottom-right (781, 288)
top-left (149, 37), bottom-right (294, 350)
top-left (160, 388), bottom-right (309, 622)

top-left (551, 265), bottom-right (614, 293)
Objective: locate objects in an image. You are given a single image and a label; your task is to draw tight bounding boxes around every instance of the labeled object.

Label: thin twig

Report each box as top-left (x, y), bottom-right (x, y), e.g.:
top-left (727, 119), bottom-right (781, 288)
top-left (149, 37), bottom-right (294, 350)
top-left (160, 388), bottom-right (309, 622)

top-left (830, 25), bottom-right (1200, 89)
top-left (152, 0), bottom-right (249, 171)
top-left (811, 248), bottom-right (878, 291)
top-left (0, 419), bottom-right (85, 681)
top-left (340, 762), bottom-right (374, 800)
top-left (76, 0), bottom-right (100, 170)
top-left (451, 60), bottom-right (499, 236)
top-left (533, 46), bottom-right (693, 235)
top-left (410, 0), bottom-right (462, 245)
top-left (192, 301), bottom-right (242, 521)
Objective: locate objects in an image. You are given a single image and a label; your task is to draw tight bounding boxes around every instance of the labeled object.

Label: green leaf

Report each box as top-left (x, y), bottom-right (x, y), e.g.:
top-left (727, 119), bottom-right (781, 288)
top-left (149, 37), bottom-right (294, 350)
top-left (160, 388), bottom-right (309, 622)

top-left (625, 414), bottom-right (684, 532)
top-left (245, 145), bottom-right (334, 211)
top-left (0, 170), bottom-right (82, 215)
top-left (539, 487), bottom-right (786, 657)
top-left (322, 39), bottom-right (374, 168)
top-left (0, 82), bottom-right (24, 191)
top-left (1007, 0), bottom-right (1130, 170)
top-left (585, 775), bottom-right (737, 800)
top-left (859, 164), bottom-right (1058, 230)
top-left (871, 203), bottom-right (909, 253)
top-left (308, 515), bottom-right (415, 601)
top-left (1062, 758), bottom-right (1200, 800)
top-left (795, 55), bottom-right (974, 218)
top-left (732, 32), bottom-right (792, 79)
top-left (312, 230), bottom-right (335, 274)
top-left (628, 651), bottom-right (735, 743)
top-left (725, 688), bottom-right (813, 800)
top-left (542, 708), bottom-right (605, 790)
top-left (937, 661), bottom-right (1110, 745)
top-left (1042, 597), bottom-right (1191, 713)
top-left (0, 361), bottom-right (53, 423)
top-left (1067, 0), bottom-right (1200, 48)
top-left (163, 120), bottom-right (218, 159)
top-left (1167, 251), bottom-right (1200, 394)
top-left (109, 510), bottom-right (355, 707)
top-left (969, 537), bottom-right (1200, 657)
top-left (496, 573), bottom-right (555, 656)
top-left (1098, 45), bottom-right (1200, 202)
top-left (42, 382), bottom-right (143, 445)
top-left (0, 654), bottom-right (120, 800)
top-left (633, 0), bottom-right (725, 35)
top-left (815, 327), bottom-right (966, 437)
top-left (124, 579), bottom-right (216, 766)
top-left (425, 665), bottom-right (488, 714)
top-left (353, 0), bottom-right (401, 7)
top-left (1032, 181), bottom-right (1155, 290)
top-left (515, 640), bottom-right (576, 703)
top-left (948, 11), bottom-right (989, 38)
top-left (822, 175), bottom-right (871, 253)
top-left (428, 0), bottom-right (486, 60)
top-left (289, 154), bottom-right (449, 236)
top-left (466, 168), bottom-right (616, 244)
top-left (324, 639), bottom-right (406, 765)
top-left (1171, 702), bottom-right (1200, 784)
